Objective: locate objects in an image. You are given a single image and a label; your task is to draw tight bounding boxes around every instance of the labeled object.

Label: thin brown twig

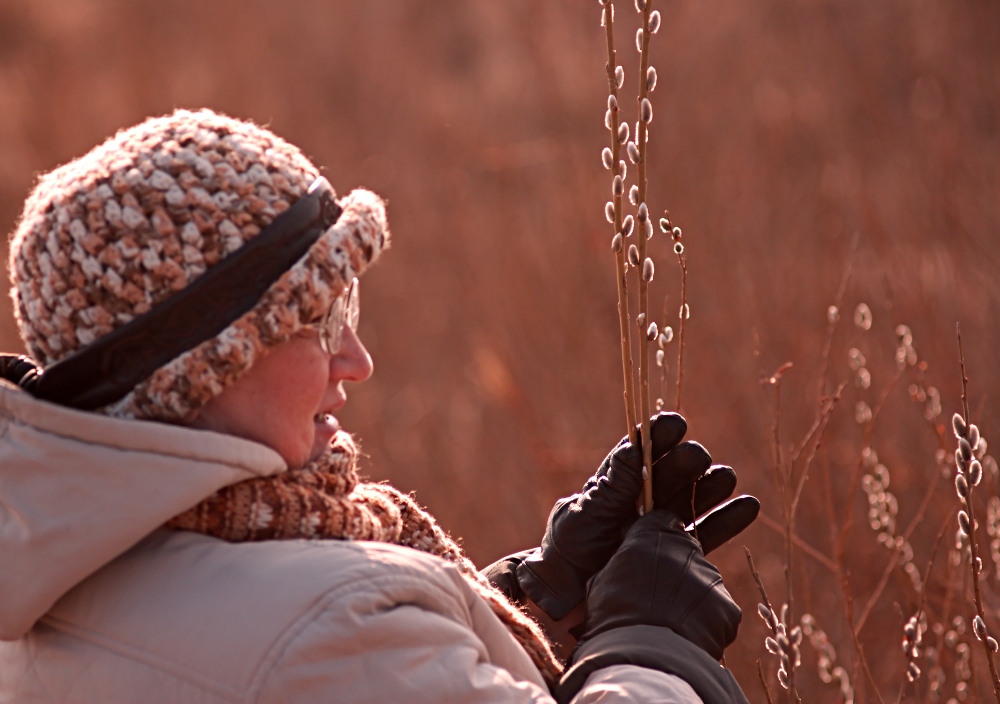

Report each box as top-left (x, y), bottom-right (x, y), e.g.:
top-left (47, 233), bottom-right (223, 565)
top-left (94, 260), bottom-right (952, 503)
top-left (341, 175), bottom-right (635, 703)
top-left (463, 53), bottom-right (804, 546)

top-left (956, 323), bottom-right (1000, 703)
top-left (896, 515), bottom-right (950, 704)
top-left (842, 568), bottom-right (887, 704)
top-left (854, 457), bottom-right (941, 635)
top-left (757, 513), bottom-right (839, 573)
top-left (816, 231), bottom-right (860, 403)
top-left (746, 548), bottom-right (801, 704)
top-left (634, 0), bottom-right (655, 514)
top-left (601, 2), bottom-right (639, 450)
top-left (675, 248), bottom-right (687, 412)
top-left (758, 659), bottom-right (776, 704)
top-left (790, 383), bottom-right (845, 517)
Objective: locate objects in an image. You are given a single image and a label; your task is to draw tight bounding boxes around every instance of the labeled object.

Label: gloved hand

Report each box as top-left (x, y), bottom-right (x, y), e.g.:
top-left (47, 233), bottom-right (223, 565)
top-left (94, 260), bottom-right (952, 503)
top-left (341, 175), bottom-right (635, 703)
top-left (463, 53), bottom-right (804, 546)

top-left (554, 506), bottom-right (757, 704)
top-left (512, 412), bottom-right (750, 620)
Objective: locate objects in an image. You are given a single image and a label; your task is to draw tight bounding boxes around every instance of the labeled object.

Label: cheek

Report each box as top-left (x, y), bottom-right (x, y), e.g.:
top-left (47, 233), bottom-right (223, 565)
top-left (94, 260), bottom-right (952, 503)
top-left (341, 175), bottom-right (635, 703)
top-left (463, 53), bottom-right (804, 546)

top-left (273, 352), bottom-right (329, 419)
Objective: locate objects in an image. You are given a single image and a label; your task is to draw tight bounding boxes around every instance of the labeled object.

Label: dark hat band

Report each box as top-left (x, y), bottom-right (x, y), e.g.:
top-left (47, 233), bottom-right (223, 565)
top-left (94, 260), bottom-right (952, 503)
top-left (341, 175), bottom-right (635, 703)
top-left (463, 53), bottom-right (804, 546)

top-left (19, 177), bottom-right (342, 411)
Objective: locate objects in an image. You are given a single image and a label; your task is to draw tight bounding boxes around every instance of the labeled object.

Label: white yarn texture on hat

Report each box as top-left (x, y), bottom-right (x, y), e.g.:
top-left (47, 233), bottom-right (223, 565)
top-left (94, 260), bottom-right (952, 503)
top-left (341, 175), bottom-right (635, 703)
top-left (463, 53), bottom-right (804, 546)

top-left (8, 109), bottom-right (390, 421)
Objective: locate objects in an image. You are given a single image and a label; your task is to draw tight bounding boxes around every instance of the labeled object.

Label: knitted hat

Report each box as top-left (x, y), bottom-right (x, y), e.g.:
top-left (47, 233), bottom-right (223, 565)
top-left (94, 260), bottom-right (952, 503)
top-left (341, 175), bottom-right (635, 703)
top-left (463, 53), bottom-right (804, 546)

top-left (7, 109), bottom-right (389, 421)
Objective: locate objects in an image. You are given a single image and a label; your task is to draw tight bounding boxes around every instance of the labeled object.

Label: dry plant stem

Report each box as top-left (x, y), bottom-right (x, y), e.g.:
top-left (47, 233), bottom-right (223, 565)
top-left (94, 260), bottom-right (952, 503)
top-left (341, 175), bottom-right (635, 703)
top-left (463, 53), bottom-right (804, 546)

top-left (854, 458), bottom-right (940, 635)
top-left (746, 547), bottom-right (801, 704)
top-left (674, 251), bottom-right (687, 411)
top-left (602, 4), bottom-right (639, 447)
top-left (842, 569), bottom-right (887, 704)
top-left (635, 0), bottom-right (654, 513)
top-left (816, 231), bottom-right (859, 402)
top-left (757, 512), bottom-right (839, 573)
top-left (758, 659), bottom-right (776, 704)
top-left (833, 369), bottom-right (904, 701)
top-left (956, 324), bottom-right (1000, 702)
top-left (896, 517), bottom-right (950, 704)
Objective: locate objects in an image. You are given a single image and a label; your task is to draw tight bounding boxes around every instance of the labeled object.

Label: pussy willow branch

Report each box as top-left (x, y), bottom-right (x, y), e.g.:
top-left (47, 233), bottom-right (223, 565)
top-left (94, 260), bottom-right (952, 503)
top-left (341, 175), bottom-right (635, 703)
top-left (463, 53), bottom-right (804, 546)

top-left (896, 516), bottom-right (949, 704)
top-left (956, 324), bottom-right (1000, 703)
top-left (746, 547), bottom-right (801, 704)
top-left (635, 0), bottom-right (654, 513)
top-left (601, 2), bottom-right (638, 448)
top-left (675, 249), bottom-right (687, 412)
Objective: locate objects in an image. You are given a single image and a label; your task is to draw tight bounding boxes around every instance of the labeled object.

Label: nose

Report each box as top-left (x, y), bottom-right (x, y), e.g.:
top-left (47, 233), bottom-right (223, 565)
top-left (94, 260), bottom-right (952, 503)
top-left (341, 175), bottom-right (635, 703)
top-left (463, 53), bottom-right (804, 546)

top-left (329, 323), bottom-right (373, 383)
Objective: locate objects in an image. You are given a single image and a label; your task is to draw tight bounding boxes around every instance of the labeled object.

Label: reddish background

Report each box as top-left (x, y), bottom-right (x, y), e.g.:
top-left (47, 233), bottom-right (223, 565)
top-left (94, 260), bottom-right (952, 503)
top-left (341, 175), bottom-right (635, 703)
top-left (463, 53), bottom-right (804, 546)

top-left (2, 1), bottom-right (999, 699)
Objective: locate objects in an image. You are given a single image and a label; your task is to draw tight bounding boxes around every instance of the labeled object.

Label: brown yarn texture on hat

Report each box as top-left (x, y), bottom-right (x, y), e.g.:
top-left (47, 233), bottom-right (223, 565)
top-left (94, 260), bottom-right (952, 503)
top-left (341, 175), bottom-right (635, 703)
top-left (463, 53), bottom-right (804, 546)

top-left (167, 432), bottom-right (565, 686)
top-left (8, 109), bottom-right (388, 421)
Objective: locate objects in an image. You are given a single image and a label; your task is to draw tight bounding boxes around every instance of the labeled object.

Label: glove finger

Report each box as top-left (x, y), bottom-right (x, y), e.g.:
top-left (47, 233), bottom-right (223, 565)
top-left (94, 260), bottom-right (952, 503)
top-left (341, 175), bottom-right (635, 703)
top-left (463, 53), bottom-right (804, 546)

top-left (651, 441), bottom-right (712, 509)
top-left (635, 412), bottom-right (688, 463)
top-left (689, 495), bottom-right (760, 555)
top-left (665, 465), bottom-right (737, 525)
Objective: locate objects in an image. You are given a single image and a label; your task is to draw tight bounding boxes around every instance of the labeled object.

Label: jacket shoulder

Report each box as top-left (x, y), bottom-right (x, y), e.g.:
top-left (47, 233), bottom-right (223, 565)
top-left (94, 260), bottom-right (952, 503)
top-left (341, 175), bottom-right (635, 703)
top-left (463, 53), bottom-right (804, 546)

top-left (27, 531), bottom-right (544, 701)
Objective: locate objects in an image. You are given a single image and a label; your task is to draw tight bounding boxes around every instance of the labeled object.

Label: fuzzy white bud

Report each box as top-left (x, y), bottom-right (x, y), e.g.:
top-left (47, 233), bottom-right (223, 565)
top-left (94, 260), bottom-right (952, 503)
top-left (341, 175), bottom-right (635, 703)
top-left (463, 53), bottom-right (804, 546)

top-left (672, 225), bottom-right (682, 239)
top-left (674, 241), bottom-right (684, 255)
top-left (637, 202), bottom-right (648, 221)
top-left (608, 94), bottom-right (618, 111)
top-left (656, 349), bottom-right (665, 366)
top-left (628, 244), bottom-right (640, 266)
top-left (645, 220), bottom-right (654, 239)
top-left (960, 438), bottom-right (973, 462)
top-left (615, 65), bottom-right (624, 89)
top-left (619, 160), bottom-right (627, 179)
top-left (618, 122), bottom-right (629, 143)
top-left (612, 175), bottom-right (624, 196)
top-left (646, 66), bottom-right (657, 92)
top-left (605, 201), bottom-right (615, 223)
top-left (959, 510), bottom-right (971, 536)
top-left (627, 141), bottom-right (641, 164)
top-left (659, 327), bottom-right (674, 346)
top-left (636, 28), bottom-right (644, 52)
top-left (975, 615), bottom-right (988, 640)
top-left (990, 637), bottom-right (999, 653)
top-left (659, 217), bottom-right (670, 233)
top-left (642, 257), bottom-right (654, 282)
top-left (635, 0), bottom-right (646, 11)
top-left (970, 459), bottom-right (983, 486)
top-left (649, 10), bottom-right (661, 33)
top-left (969, 424), bottom-right (980, 449)
top-left (953, 413), bottom-right (968, 438)
top-left (605, 109), bottom-right (613, 129)
top-left (629, 184), bottom-right (639, 205)
top-left (640, 98), bottom-right (653, 123)
top-left (647, 321), bottom-right (657, 340)
top-left (612, 232), bottom-right (623, 252)
top-left (602, 147), bottom-right (614, 169)
top-left (622, 214), bottom-right (634, 236)
top-left (636, 313), bottom-right (646, 327)
top-left (956, 473), bottom-right (969, 500)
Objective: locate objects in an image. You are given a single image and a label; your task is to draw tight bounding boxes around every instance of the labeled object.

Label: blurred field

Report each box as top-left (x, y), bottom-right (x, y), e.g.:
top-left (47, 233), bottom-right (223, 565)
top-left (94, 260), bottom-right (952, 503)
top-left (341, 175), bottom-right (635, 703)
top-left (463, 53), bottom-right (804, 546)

top-left (2, 0), bottom-right (999, 699)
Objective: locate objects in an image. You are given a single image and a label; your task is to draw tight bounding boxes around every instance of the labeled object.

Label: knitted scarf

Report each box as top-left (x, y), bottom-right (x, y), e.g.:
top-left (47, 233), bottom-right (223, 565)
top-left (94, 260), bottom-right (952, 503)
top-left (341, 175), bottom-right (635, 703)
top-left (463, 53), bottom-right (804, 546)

top-left (166, 431), bottom-right (563, 686)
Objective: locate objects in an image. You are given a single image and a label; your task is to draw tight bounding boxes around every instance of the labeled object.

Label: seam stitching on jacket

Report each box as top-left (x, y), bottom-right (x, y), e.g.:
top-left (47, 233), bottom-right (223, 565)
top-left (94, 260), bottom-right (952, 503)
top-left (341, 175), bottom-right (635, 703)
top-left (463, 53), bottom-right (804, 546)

top-left (38, 614), bottom-right (244, 702)
top-left (249, 563), bottom-right (473, 702)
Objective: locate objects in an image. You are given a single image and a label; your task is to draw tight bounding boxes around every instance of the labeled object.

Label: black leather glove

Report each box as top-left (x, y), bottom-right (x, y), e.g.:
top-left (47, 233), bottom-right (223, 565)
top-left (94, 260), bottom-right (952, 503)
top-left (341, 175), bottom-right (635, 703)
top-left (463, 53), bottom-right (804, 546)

top-left (514, 412), bottom-right (749, 620)
top-left (555, 507), bottom-right (756, 704)
top-left (480, 549), bottom-right (534, 604)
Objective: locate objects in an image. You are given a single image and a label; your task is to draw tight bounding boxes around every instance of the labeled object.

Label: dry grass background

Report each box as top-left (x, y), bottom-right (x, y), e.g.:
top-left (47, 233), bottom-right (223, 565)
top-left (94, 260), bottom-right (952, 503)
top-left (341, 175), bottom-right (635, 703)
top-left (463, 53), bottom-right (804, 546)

top-left (2, 0), bottom-right (999, 699)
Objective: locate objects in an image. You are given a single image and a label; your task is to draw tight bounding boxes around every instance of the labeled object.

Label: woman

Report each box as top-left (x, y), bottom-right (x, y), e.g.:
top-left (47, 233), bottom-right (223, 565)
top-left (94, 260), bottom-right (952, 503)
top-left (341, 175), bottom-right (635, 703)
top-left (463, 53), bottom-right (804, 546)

top-left (0, 109), bottom-right (755, 703)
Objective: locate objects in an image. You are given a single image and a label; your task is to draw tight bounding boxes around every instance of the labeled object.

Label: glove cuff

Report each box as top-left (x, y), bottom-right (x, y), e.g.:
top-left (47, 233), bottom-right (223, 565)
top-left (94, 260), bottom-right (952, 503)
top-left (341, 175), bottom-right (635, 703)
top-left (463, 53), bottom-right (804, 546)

top-left (554, 625), bottom-right (749, 704)
top-left (516, 549), bottom-right (590, 621)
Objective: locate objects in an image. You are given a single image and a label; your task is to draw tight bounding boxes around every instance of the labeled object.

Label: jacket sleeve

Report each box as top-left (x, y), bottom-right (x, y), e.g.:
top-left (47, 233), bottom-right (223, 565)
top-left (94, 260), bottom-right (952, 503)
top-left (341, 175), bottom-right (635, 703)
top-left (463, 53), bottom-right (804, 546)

top-left (254, 595), bottom-right (703, 704)
top-left (573, 666), bottom-right (704, 703)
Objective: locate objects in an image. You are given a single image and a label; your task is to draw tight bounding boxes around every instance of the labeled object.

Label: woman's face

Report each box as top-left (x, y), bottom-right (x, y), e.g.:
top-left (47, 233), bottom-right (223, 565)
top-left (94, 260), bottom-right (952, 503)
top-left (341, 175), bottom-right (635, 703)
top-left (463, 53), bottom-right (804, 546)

top-left (189, 324), bottom-right (373, 468)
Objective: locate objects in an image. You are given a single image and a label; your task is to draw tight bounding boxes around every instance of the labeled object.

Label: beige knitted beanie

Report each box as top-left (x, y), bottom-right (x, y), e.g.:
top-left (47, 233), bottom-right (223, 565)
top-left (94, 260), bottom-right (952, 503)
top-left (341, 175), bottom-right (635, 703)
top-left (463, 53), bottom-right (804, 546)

top-left (7, 109), bottom-right (389, 421)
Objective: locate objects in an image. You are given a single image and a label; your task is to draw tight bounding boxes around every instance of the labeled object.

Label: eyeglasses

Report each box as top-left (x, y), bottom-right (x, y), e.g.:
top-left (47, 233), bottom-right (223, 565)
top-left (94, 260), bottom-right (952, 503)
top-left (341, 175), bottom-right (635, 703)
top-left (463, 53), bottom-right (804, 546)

top-left (316, 277), bottom-right (360, 355)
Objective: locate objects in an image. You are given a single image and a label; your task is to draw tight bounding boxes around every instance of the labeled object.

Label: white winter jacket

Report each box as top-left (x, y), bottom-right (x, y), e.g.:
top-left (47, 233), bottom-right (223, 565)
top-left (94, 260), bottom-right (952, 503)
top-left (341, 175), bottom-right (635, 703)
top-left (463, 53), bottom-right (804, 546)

top-left (0, 380), bottom-right (701, 703)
